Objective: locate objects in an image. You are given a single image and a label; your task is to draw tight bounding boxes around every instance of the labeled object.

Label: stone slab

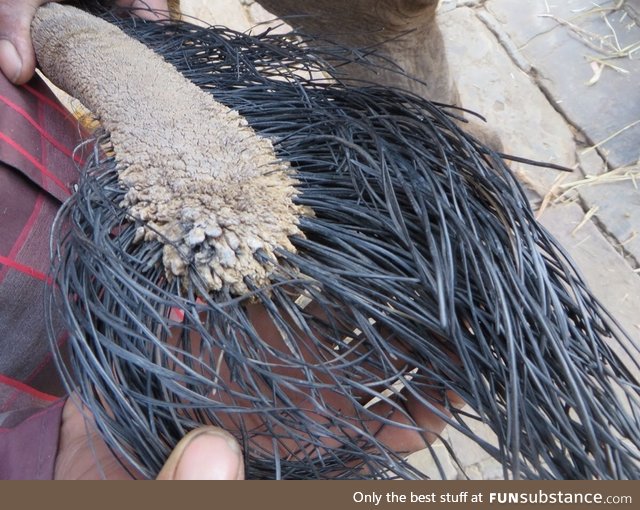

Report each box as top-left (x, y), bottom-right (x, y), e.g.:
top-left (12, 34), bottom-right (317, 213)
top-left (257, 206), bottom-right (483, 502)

top-left (578, 176), bottom-right (640, 266)
top-left (440, 0), bottom-right (460, 13)
top-left (574, 144), bottom-right (640, 270)
top-left (409, 423), bottom-right (505, 480)
top-left (539, 202), bottom-right (640, 343)
top-left (407, 441), bottom-right (459, 480)
top-left (439, 7), bottom-right (577, 196)
top-left (627, 0), bottom-right (640, 23)
top-left (551, 134), bottom-right (640, 275)
top-left (486, 0), bottom-right (584, 48)
top-left (486, 0), bottom-right (640, 169)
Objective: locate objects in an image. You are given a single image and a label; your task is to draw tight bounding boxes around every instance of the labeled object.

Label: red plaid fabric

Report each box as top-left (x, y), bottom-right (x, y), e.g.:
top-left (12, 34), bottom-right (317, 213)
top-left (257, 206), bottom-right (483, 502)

top-left (0, 72), bottom-right (83, 477)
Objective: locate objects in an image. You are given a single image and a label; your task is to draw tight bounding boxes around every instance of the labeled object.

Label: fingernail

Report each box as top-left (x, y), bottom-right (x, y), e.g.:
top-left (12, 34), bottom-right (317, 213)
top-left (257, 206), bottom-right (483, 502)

top-left (0, 40), bottom-right (22, 83)
top-left (174, 430), bottom-right (243, 480)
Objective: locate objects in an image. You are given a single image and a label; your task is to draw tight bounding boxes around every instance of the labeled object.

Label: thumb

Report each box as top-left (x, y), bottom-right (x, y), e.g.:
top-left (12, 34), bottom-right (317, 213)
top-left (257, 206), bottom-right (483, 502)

top-left (156, 427), bottom-right (245, 480)
top-left (0, 0), bottom-right (50, 84)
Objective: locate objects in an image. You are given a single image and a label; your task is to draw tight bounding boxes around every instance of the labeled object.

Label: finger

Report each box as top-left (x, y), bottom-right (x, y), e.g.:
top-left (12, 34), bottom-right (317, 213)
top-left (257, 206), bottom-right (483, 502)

top-left (0, 0), bottom-right (50, 84)
top-left (156, 427), bottom-right (245, 480)
top-left (165, 292), bottom-right (463, 468)
top-left (55, 396), bottom-right (135, 480)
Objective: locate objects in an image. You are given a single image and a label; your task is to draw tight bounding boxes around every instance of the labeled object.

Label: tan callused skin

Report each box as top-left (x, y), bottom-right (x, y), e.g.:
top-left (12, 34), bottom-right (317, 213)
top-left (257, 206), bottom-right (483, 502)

top-left (31, 3), bottom-right (303, 294)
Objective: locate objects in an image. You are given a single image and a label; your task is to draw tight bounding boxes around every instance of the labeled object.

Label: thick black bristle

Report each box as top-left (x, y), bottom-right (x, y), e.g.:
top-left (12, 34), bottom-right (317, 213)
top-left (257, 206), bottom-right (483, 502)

top-left (46, 11), bottom-right (640, 480)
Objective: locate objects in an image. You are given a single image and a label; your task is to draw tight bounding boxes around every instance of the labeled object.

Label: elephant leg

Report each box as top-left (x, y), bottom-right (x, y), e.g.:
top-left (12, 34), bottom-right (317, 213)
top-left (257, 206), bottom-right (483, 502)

top-left (255, 1), bottom-right (459, 105)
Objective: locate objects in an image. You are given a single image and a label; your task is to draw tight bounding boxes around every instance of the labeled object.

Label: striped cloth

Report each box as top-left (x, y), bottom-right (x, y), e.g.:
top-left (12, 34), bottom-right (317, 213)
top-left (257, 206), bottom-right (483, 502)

top-left (0, 71), bottom-right (83, 478)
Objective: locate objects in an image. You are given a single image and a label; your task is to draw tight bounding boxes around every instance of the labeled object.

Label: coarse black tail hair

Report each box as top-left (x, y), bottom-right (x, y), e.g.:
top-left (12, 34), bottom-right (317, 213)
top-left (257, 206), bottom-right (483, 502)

top-left (46, 4), bottom-right (640, 479)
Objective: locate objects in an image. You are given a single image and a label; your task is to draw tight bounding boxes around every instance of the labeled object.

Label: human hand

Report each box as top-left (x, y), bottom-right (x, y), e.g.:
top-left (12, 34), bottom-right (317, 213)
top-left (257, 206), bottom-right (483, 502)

top-left (139, 301), bottom-right (466, 477)
top-left (54, 395), bottom-right (245, 480)
top-left (0, 0), bottom-right (169, 84)
top-left (56, 298), bottom-right (462, 480)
